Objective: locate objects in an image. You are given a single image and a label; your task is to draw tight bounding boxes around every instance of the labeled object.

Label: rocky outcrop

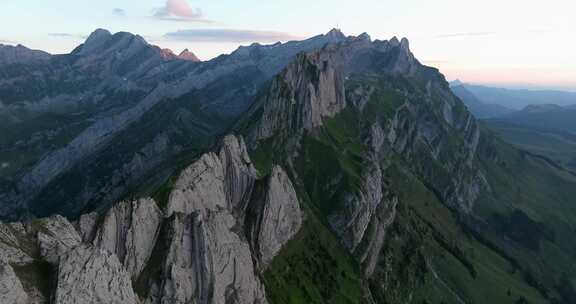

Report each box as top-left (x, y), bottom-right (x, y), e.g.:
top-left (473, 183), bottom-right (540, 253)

top-left (167, 135), bottom-right (258, 216)
top-left (178, 49), bottom-right (201, 62)
top-left (248, 166), bottom-right (302, 268)
top-left (35, 215), bottom-right (82, 264)
top-left (0, 222), bottom-right (34, 264)
top-left (329, 161), bottom-right (385, 251)
top-left (0, 261), bottom-right (29, 304)
top-left (249, 44), bottom-right (352, 141)
top-left (153, 211), bottom-right (267, 304)
top-left (0, 133), bottom-right (306, 304)
top-left (357, 194), bottom-right (398, 276)
top-left (74, 212), bottom-right (99, 243)
top-left (167, 152), bottom-right (227, 216)
top-left (160, 135), bottom-right (291, 303)
top-left (55, 245), bottom-right (138, 304)
top-left (93, 198), bottom-right (163, 279)
top-left (219, 135), bottom-right (258, 213)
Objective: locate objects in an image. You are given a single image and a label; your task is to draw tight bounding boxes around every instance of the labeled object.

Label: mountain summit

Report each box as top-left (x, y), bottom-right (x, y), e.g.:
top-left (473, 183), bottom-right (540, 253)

top-left (178, 48), bottom-right (201, 61)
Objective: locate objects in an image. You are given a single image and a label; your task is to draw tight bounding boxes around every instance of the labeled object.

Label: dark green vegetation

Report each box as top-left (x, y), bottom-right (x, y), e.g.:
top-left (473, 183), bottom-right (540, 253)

top-left (485, 120), bottom-right (576, 171)
top-left (263, 205), bottom-right (365, 304)
top-left (474, 132), bottom-right (576, 303)
top-left (372, 164), bottom-right (547, 304)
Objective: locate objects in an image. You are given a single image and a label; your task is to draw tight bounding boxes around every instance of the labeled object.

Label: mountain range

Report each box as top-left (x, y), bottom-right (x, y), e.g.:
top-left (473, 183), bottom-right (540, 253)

top-left (451, 81), bottom-right (576, 113)
top-left (0, 29), bottom-right (575, 304)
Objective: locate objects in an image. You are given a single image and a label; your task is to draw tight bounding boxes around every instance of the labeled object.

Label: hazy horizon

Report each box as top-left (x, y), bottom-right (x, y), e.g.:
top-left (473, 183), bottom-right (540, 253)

top-left (1, 0), bottom-right (575, 89)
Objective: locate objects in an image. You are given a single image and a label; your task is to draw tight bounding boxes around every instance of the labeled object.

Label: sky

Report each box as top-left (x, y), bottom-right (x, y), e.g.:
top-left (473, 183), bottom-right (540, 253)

top-left (1, 0), bottom-right (575, 90)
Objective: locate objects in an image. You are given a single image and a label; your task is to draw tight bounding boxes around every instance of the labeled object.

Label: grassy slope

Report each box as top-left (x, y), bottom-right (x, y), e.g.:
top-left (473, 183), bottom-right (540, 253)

top-left (381, 164), bottom-right (547, 304)
top-left (485, 120), bottom-right (576, 171)
top-left (474, 134), bottom-right (576, 301)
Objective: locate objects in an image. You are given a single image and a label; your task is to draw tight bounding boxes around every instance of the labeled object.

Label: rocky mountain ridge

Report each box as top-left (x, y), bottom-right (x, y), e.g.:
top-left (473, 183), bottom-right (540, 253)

top-left (0, 44), bottom-right (50, 65)
top-left (0, 28), bottom-right (348, 220)
top-left (0, 135), bottom-right (302, 303)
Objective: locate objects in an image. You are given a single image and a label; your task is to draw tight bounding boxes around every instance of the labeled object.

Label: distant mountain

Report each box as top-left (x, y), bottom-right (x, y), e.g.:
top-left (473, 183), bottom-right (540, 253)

top-left (451, 84), bottom-right (513, 118)
top-left (493, 103), bottom-right (576, 133)
top-left (0, 43), bottom-right (50, 65)
top-left (0, 28), bottom-right (349, 219)
top-left (485, 119), bottom-right (576, 171)
top-left (485, 103), bottom-right (576, 171)
top-left (462, 83), bottom-right (576, 109)
top-left (178, 48), bottom-right (201, 61)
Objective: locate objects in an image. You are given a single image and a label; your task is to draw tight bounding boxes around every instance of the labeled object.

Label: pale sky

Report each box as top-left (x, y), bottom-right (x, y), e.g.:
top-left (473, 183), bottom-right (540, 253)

top-left (1, 0), bottom-right (575, 89)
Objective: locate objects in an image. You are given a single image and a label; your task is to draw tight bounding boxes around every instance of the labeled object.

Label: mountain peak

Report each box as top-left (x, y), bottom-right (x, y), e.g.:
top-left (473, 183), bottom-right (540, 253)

top-left (85, 28), bottom-right (112, 44)
top-left (325, 28), bottom-right (346, 41)
top-left (450, 79), bottom-right (464, 87)
top-left (178, 49), bottom-right (201, 62)
top-left (400, 37), bottom-right (410, 50)
top-left (75, 28), bottom-right (113, 55)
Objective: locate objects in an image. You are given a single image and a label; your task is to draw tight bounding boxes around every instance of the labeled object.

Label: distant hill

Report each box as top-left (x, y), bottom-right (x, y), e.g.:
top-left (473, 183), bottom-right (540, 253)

top-left (462, 84), bottom-right (576, 110)
top-left (485, 119), bottom-right (576, 171)
top-left (486, 104), bottom-right (576, 171)
top-left (451, 84), bottom-right (513, 118)
top-left (494, 104), bottom-right (576, 134)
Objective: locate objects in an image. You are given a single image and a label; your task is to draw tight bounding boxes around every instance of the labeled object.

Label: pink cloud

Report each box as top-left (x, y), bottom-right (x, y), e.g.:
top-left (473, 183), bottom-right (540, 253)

top-left (154, 0), bottom-right (209, 22)
top-left (166, 0), bottom-right (200, 18)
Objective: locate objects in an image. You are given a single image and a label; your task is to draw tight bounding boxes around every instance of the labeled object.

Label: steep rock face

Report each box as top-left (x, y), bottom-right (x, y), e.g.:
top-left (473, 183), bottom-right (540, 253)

top-left (167, 152), bottom-right (227, 216)
top-left (329, 161), bottom-right (385, 251)
top-left (55, 244), bottom-right (138, 304)
top-left (35, 215), bottom-right (82, 264)
top-left (357, 194), bottom-right (398, 276)
top-left (167, 135), bottom-right (258, 216)
top-left (248, 166), bottom-right (302, 268)
top-left (0, 222), bottom-right (34, 264)
top-left (153, 211), bottom-right (267, 304)
top-left (249, 38), bottom-right (374, 141)
top-left (385, 93), bottom-right (484, 212)
top-left (160, 135), bottom-right (272, 303)
top-left (74, 212), bottom-right (99, 243)
top-left (93, 198), bottom-right (163, 279)
top-left (219, 135), bottom-right (258, 213)
top-left (0, 261), bottom-right (29, 304)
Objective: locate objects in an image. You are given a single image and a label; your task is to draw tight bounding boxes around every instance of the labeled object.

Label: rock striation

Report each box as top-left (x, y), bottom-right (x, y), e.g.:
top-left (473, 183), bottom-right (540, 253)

top-left (0, 135), bottom-right (303, 304)
top-left (55, 245), bottom-right (138, 304)
top-left (248, 166), bottom-right (303, 268)
top-left (0, 261), bottom-right (29, 304)
top-left (93, 198), bottom-right (163, 279)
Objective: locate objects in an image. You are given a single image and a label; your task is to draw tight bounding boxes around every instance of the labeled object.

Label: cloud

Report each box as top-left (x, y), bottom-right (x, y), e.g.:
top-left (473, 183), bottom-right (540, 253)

top-left (112, 8), bottom-right (126, 17)
top-left (48, 33), bottom-right (87, 40)
top-left (0, 39), bottom-right (15, 44)
top-left (435, 32), bottom-right (497, 38)
top-left (164, 29), bottom-right (303, 43)
top-left (153, 0), bottom-right (210, 23)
